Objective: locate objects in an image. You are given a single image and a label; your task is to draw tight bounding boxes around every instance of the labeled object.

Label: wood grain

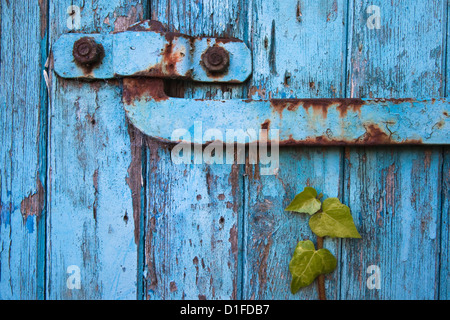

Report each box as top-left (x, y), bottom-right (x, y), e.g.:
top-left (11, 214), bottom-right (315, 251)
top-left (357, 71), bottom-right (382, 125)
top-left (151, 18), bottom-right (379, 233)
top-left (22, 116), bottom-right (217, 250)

top-left (340, 0), bottom-right (446, 299)
top-left (145, 0), bottom-right (247, 299)
top-left (242, 0), bottom-right (348, 300)
top-left (46, 0), bottom-right (149, 299)
top-left (0, 0), bottom-right (48, 299)
top-left (1, 0), bottom-right (448, 300)
top-left (441, 148), bottom-right (449, 299)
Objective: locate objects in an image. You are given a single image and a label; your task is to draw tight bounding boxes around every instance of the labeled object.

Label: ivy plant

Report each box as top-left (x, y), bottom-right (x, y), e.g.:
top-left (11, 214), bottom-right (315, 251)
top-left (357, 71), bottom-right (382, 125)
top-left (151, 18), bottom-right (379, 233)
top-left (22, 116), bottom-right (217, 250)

top-left (285, 187), bottom-right (361, 299)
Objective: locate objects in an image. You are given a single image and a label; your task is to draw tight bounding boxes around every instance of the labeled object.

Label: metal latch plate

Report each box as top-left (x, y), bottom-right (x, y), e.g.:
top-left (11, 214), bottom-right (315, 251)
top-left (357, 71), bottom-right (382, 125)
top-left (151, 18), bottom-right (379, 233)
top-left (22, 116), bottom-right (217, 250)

top-left (53, 31), bottom-right (252, 82)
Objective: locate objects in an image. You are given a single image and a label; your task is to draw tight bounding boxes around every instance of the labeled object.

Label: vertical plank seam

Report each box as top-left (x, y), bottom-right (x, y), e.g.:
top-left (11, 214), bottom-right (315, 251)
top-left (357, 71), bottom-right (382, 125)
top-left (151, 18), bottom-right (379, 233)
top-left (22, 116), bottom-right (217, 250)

top-left (438, 0), bottom-right (449, 300)
top-left (241, 0), bottom-right (251, 100)
top-left (137, 145), bottom-right (147, 300)
top-left (137, 1), bottom-right (152, 300)
top-left (7, 0), bottom-right (17, 298)
top-left (238, 0), bottom-right (252, 300)
top-left (338, 0), bottom-right (353, 301)
top-left (37, 0), bottom-right (50, 300)
top-left (443, 0), bottom-right (449, 98)
top-left (343, 0), bottom-right (352, 99)
top-left (438, 149), bottom-right (445, 300)
top-left (237, 172), bottom-right (247, 300)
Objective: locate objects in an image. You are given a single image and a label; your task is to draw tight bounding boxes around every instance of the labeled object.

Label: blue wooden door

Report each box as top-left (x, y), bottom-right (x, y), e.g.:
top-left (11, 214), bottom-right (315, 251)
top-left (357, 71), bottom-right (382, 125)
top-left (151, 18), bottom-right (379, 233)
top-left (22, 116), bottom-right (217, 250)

top-left (0, 0), bottom-right (448, 300)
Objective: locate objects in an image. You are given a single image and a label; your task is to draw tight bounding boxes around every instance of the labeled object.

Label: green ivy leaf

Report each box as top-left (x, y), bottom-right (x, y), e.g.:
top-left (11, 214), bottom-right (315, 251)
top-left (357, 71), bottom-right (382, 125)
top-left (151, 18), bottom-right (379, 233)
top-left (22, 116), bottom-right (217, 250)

top-left (289, 240), bottom-right (337, 294)
top-left (309, 198), bottom-right (361, 238)
top-left (285, 187), bottom-right (321, 215)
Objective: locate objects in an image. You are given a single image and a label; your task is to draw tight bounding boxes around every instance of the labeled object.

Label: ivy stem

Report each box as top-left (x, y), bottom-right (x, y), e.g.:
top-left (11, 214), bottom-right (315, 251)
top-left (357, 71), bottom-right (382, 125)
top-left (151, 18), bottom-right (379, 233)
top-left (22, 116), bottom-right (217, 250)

top-left (316, 236), bottom-right (326, 300)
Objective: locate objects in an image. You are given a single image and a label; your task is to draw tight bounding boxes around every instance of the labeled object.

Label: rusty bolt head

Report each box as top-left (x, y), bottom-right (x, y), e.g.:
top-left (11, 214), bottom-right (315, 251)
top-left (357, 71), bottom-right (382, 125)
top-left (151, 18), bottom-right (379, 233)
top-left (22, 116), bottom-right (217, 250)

top-left (201, 46), bottom-right (230, 73)
top-left (72, 37), bottom-right (104, 66)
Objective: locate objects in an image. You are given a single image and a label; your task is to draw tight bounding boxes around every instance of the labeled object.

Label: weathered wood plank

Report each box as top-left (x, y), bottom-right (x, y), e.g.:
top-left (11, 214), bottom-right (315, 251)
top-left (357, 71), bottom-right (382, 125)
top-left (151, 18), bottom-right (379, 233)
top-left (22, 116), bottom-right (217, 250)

top-left (441, 1), bottom-right (450, 298)
top-left (441, 148), bottom-right (449, 299)
top-left (145, 143), bottom-right (242, 299)
top-left (47, 0), bottom-right (148, 299)
top-left (341, 0), bottom-right (446, 299)
top-left (342, 147), bottom-right (443, 299)
top-left (243, 147), bottom-right (344, 300)
top-left (146, 0), bottom-right (247, 299)
top-left (242, 0), bottom-right (348, 300)
top-left (0, 0), bottom-right (48, 299)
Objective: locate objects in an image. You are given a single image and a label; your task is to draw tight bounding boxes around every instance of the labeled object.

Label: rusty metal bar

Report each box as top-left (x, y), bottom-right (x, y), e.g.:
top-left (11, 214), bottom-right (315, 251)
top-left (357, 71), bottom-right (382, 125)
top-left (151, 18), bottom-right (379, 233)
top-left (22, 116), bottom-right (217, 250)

top-left (122, 79), bottom-right (449, 146)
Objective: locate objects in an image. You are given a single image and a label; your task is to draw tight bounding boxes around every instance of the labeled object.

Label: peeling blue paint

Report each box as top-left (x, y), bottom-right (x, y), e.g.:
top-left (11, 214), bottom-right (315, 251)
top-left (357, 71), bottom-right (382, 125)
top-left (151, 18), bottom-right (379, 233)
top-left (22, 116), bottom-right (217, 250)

top-left (26, 216), bottom-right (34, 234)
top-left (0, 202), bottom-right (14, 226)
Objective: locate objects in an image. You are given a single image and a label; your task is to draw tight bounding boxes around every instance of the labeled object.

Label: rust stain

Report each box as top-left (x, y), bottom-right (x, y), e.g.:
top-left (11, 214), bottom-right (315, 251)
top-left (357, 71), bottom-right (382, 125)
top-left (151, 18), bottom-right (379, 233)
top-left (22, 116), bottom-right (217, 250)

top-left (244, 153), bottom-right (261, 182)
top-left (279, 124), bottom-right (423, 146)
top-left (20, 176), bottom-right (44, 222)
top-left (335, 99), bottom-right (365, 117)
top-left (357, 124), bottom-right (392, 144)
top-left (269, 98), bottom-right (362, 119)
top-left (125, 21), bottom-right (187, 79)
top-left (215, 37), bottom-right (243, 44)
top-left (193, 256), bottom-right (200, 286)
top-left (344, 146), bottom-right (351, 161)
top-left (301, 99), bottom-right (334, 117)
top-left (228, 153), bottom-right (241, 214)
top-left (126, 123), bottom-right (143, 245)
top-left (164, 31), bottom-right (186, 42)
top-left (269, 98), bottom-right (420, 121)
top-left (127, 20), bottom-right (167, 32)
top-left (296, 1), bottom-right (302, 22)
top-left (261, 119), bottom-right (270, 131)
top-left (248, 86), bottom-right (267, 99)
top-left (161, 40), bottom-right (184, 75)
top-left (128, 42), bottom-right (186, 80)
top-left (76, 54), bottom-right (105, 77)
top-left (327, 0), bottom-right (338, 22)
top-left (146, 137), bottom-right (163, 174)
top-left (385, 163), bottom-right (396, 216)
top-left (424, 149), bottom-right (432, 170)
top-left (229, 223), bottom-right (238, 300)
top-left (170, 281), bottom-right (178, 292)
top-left (123, 78), bottom-right (168, 104)
top-left (205, 166), bottom-right (216, 196)
top-left (270, 99), bottom-right (301, 118)
top-left (146, 216), bottom-right (158, 293)
top-left (258, 237), bottom-right (273, 296)
top-left (199, 44), bottom-right (231, 79)
top-left (229, 224), bottom-right (238, 256)
top-left (38, 0), bottom-right (48, 39)
top-left (211, 276), bottom-right (216, 298)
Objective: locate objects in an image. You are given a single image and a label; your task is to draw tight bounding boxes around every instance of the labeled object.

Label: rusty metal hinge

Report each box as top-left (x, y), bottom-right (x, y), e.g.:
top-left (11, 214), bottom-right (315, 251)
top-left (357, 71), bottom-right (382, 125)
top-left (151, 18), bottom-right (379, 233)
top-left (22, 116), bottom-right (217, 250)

top-left (52, 20), bottom-right (450, 146)
top-left (53, 20), bottom-right (252, 83)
